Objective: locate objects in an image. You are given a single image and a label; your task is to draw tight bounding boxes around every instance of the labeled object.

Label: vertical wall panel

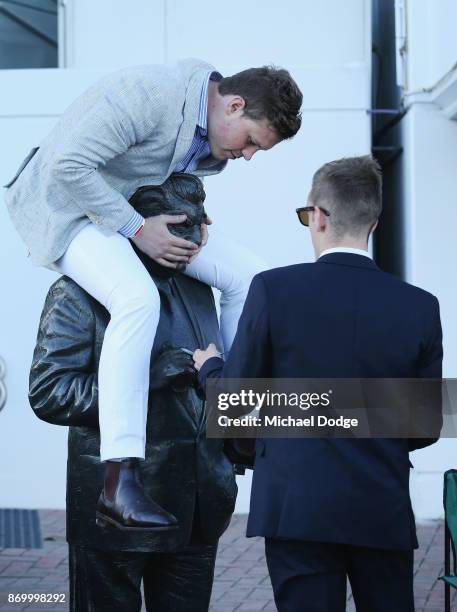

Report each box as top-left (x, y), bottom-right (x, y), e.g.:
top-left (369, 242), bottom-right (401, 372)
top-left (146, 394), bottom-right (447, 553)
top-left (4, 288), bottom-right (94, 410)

top-left (0, 0), bottom-right (372, 511)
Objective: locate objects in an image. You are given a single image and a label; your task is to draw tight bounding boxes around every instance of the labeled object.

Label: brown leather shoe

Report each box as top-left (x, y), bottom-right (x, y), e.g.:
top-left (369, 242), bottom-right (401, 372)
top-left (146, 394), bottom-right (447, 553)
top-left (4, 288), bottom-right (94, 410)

top-left (95, 458), bottom-right (179, 531)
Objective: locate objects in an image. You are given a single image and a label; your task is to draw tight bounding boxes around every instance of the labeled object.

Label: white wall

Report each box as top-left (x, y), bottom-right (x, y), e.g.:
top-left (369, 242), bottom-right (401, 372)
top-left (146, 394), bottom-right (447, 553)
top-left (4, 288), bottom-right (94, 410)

top-left (398, 2), bottom-right (457, 519)
top-left (61, 0), bottom-right (166, 69)
top-left (0, 71), bottom-right (108, 508)
top-left (405, 0), bottom-right (457, 92)
top-left (0, 0), bottom-right (371, 511)
top-left (401, 105), bottom-right (457, 519)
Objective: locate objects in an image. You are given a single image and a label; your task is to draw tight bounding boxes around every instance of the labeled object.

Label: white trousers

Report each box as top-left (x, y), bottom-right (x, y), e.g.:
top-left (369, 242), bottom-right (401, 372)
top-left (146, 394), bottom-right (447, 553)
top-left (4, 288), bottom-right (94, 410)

top-left (55, 223), bottom-right (267, 461)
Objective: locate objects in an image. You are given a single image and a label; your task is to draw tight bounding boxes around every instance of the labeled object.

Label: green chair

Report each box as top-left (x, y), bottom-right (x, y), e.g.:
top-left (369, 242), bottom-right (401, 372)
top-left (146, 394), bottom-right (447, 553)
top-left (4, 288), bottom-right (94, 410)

top-left (441, 469), bottom-right (457, 611)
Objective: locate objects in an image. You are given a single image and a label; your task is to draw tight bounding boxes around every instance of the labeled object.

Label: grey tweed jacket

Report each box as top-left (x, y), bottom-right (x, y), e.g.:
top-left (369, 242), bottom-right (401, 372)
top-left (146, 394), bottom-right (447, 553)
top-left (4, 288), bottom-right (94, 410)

top-left (3, 59), bottom-right (227, 266)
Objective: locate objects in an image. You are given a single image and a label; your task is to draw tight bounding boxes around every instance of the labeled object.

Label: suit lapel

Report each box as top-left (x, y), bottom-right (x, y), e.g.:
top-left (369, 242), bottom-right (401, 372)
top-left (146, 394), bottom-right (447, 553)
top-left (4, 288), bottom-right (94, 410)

top-left (166, 67), bottom-right (210, 175)
top-left (172, 277), bottom-right (208, 351)
top-left (170, 278), bottom-right (206, 427)
top-left (172, 277), bottom-right (222, 428)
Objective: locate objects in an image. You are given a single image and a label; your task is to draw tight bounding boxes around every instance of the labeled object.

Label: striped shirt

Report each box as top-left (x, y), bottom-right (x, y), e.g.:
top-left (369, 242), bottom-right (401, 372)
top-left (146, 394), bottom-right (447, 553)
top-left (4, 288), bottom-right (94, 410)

top-left (119, 70), bottom-right (222, 238)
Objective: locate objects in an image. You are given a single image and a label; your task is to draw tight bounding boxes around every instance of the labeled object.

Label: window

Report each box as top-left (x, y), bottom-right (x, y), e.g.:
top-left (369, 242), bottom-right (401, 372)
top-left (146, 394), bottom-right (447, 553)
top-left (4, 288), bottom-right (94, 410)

top-left (0, 0), bottom-right (58, 69)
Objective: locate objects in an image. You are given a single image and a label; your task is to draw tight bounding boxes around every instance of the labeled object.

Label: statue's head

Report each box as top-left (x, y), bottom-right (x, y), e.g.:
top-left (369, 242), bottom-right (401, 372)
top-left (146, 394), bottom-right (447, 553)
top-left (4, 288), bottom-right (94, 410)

top-left (130, 173), bottom-right (207, 266)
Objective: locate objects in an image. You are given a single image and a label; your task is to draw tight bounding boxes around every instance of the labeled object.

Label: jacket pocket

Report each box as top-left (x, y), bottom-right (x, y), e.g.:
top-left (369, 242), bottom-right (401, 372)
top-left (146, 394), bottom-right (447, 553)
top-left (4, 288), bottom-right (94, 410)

top-left (3, 147), bottom-right (39, 188)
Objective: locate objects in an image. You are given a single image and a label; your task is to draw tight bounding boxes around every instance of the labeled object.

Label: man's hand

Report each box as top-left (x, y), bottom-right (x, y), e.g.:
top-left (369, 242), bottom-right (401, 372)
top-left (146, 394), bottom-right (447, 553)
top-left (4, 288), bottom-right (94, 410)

top-left (193, 343), bottom-right (221, 371)
top-left (188, 216), bottom-right (213, 264)
top-left (132, 215), bottom-right (198, 268)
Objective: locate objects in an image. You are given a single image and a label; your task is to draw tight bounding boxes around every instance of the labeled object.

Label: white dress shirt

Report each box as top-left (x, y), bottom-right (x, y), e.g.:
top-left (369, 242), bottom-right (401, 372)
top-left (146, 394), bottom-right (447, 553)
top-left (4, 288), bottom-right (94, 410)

top-left (318, 247), bottom-right (372, 260)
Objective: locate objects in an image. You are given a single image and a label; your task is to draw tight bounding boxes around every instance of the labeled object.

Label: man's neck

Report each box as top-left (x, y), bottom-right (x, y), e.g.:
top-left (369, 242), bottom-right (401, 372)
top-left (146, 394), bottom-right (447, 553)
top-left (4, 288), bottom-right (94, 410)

top-left (315, 239), bottom-right (369, 260)
top-left (207, 80), bottom-right (219, 118)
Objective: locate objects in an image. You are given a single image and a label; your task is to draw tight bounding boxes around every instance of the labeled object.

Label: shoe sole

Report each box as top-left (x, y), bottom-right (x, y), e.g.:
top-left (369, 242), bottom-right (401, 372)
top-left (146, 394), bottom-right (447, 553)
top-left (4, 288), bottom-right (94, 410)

top-left (95, 511), bottom-right (179, 531)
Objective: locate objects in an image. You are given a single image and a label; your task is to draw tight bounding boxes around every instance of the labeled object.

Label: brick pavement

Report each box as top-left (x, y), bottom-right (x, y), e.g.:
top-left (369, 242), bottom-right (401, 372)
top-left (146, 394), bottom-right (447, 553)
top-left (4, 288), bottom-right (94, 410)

top-left (0, 511), bottom-right (455, 611)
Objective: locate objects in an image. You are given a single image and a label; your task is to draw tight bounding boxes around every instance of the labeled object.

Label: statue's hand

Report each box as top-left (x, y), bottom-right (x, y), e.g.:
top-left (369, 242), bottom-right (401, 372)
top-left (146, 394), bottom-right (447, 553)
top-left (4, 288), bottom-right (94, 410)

top-left (150, 345), bottom-right (197, 390)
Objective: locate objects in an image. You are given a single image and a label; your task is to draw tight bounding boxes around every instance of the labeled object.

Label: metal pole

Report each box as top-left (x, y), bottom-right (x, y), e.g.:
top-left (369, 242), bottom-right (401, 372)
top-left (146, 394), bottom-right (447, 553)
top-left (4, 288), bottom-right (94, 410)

top-left (445, 521), bottom-right (451, 612)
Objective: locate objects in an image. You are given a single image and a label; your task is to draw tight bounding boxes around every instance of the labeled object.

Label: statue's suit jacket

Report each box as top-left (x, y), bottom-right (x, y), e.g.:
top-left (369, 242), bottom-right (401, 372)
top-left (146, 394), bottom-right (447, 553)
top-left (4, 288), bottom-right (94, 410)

top-left (29, 273), bottom-right (237, 553)
top-left (3, 59), bottom-right (226, 266)
top-left (199, 253), bottom-right (443, 551)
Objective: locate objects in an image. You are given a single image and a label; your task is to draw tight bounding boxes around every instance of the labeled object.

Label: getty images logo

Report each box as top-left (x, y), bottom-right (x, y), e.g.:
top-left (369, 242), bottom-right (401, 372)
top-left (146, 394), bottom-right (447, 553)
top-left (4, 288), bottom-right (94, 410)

top-left (217, 389), bottom-right (332, 411)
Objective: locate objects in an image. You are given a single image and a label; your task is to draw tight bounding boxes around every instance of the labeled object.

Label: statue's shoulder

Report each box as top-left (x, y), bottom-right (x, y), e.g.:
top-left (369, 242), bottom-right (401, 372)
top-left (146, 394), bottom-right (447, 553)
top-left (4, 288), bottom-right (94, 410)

top-left (45, 276), bottom-right (95, 315)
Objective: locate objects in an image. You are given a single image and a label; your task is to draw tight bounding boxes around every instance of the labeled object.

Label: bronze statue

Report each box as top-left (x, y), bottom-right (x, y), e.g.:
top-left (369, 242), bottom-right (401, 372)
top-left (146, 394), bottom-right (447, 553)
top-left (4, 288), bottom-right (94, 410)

top-left (29, 174), bottom-right (237, 611)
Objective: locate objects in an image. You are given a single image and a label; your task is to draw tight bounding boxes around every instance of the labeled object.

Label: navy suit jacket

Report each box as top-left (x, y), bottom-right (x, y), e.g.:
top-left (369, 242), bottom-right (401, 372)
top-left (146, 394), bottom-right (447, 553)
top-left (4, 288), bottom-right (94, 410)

top-left (199, 253), bottom-right (442, 550)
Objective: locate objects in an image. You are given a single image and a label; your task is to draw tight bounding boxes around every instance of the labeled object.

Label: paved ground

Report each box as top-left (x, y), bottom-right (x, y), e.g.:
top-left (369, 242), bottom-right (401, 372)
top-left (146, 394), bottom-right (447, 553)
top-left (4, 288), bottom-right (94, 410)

top-left (0, 511), bottom-right (455, 611)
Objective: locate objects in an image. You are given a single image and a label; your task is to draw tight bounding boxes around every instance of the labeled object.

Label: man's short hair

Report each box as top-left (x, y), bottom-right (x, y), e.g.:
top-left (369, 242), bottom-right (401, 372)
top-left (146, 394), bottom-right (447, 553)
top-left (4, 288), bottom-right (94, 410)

top-left (218, 66), bottom-right (302, 140)
top-left (310, 156), bottom-right (382, 239)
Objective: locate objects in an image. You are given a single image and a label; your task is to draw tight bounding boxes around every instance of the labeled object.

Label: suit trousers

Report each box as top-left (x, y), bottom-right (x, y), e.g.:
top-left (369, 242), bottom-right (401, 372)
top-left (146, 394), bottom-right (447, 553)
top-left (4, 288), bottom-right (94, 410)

top-left (265, 538), bottom-right (414, 612)
top-left (55, 223), bottom-right (267, 460)
top-left (69, 503), bottom-right (217, 612)
top-left (69, 539), bottom-right (217, 612)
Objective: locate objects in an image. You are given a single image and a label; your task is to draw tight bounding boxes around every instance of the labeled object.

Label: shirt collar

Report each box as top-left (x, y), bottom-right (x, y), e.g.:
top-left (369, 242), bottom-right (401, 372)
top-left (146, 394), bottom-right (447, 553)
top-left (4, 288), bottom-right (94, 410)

top-left (197, 70), bottom-right (223, 132)
top-left (318, 247), bottom-right (372, 260)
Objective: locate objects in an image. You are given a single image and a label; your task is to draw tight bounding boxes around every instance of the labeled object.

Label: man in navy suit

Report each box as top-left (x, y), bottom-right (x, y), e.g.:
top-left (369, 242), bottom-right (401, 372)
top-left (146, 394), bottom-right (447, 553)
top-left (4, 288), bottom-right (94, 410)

top-left (194, 156), bottom-right (442, 611)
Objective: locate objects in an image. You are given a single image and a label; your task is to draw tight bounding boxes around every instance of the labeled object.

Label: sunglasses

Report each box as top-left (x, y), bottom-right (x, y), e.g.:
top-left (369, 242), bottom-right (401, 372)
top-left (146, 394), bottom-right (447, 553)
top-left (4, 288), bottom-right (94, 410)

top-left (295, 206), bottom-right (331, 227)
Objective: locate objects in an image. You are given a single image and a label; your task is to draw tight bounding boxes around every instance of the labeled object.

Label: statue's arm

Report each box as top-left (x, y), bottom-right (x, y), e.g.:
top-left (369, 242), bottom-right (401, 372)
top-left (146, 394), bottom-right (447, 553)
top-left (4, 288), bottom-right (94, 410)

top-left (28, 282), bottom-right (99, 428)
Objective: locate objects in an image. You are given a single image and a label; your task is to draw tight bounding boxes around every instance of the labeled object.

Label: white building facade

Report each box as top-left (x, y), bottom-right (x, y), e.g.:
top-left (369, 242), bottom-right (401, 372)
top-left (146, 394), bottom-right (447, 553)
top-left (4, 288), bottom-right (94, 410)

top-left (391, 0), bottom-right (457, 519)
top-left (2, 0), bottom-right (451, 519)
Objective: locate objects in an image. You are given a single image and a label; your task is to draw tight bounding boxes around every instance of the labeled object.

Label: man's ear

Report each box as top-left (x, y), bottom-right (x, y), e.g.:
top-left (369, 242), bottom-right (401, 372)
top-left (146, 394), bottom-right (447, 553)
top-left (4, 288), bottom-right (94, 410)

top-left (315, 207), bottom-right (328, 233)
top-left (226, 96), bottom-right (246, 115)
